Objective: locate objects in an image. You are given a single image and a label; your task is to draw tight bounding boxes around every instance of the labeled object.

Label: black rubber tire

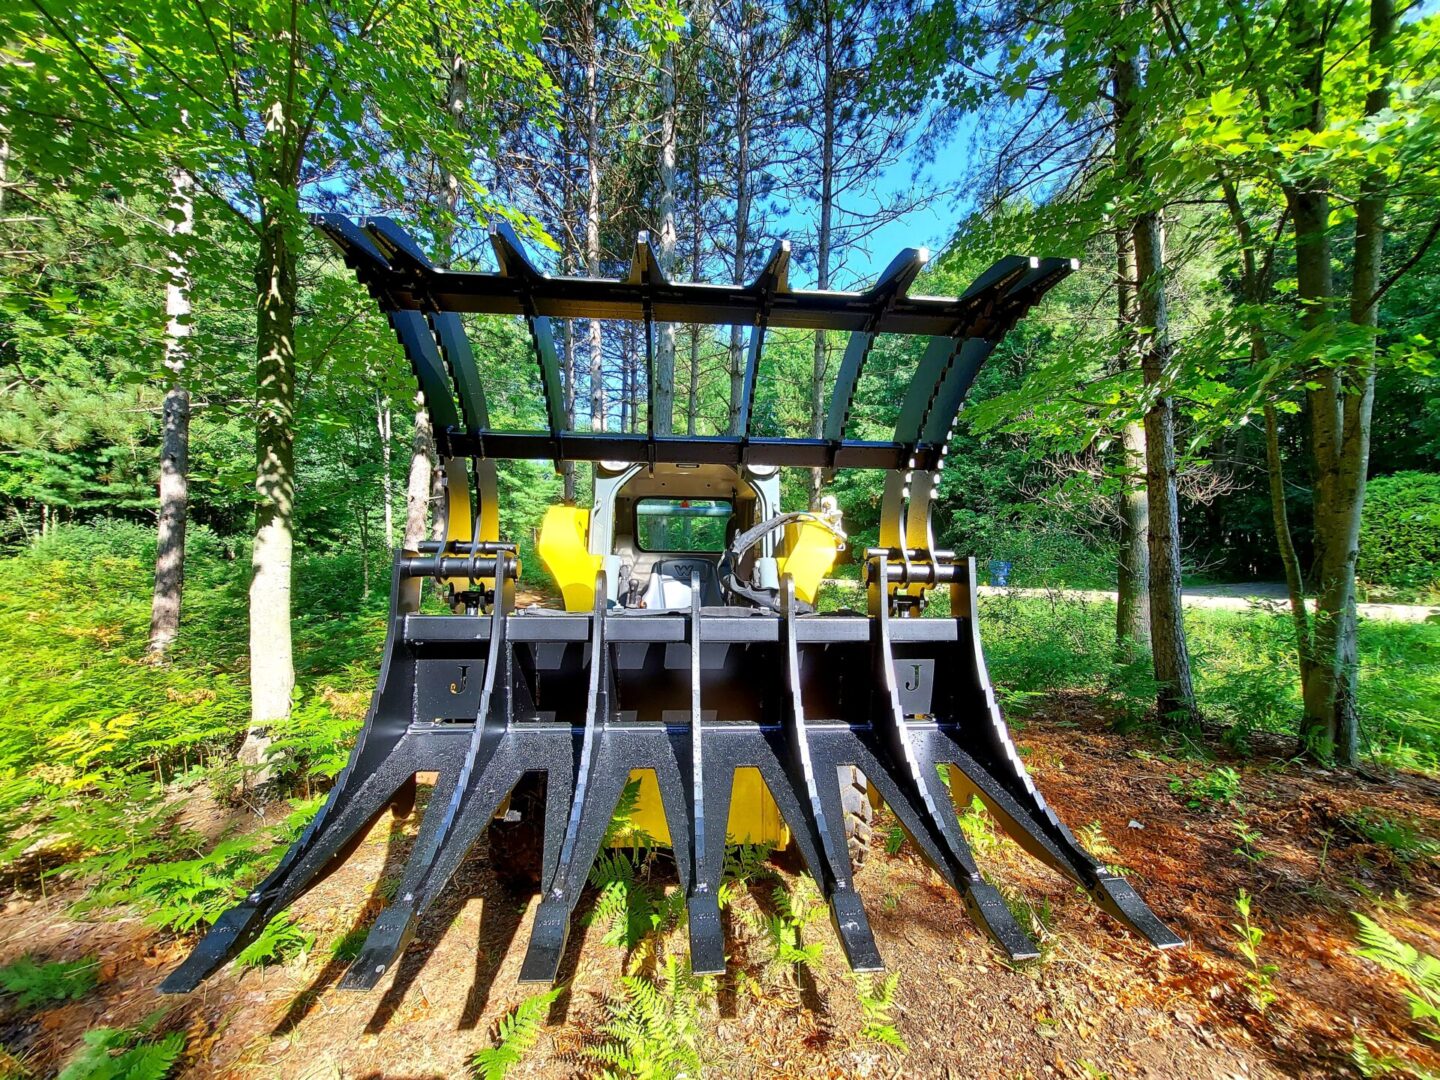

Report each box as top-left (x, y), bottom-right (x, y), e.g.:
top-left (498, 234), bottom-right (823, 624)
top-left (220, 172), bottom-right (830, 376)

top-left (840, 766), bottom-right (874, 868)
top-left (486, 773), bottom-right (547, 894)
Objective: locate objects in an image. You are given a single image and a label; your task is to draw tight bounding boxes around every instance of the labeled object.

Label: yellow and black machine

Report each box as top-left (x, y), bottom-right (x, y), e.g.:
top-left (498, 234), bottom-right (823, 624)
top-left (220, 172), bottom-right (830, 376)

top-left (162, 216), bottom-right (1180, 995)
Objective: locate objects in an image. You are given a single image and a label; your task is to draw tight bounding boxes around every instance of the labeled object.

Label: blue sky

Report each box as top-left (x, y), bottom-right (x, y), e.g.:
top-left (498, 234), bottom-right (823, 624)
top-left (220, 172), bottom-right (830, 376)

top-left (768, 111), bottom-right (981, 291)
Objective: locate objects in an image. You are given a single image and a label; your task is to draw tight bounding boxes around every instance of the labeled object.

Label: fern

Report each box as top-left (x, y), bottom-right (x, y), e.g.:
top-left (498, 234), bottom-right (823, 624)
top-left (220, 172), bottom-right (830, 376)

top-left (472, 986), bottom-right (563, 1080)
top-left (734, 879), bottom-right (825, 984)
top-left (587, 849), bottom-right (684, 961)
top-left (57, 1015), bottom-right (184, 1080)
top-left (0, 956), bottom-right (98, 1008)
top-left (584, 956), bottom-right (707, 1079)
top-left (1354, 913), bottom-right (1440, 1040)
top-left (853, 972), bottom-right (908, 1053)
top-left (601, 779), bottom-right (655, 848)
top-left (235, 911), bottom-right (314, 969)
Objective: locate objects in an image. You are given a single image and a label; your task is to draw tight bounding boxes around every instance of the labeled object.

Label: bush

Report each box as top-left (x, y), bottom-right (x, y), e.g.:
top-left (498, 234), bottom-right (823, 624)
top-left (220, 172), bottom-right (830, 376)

top-left (1359, 471), bottom-right (1440, 597)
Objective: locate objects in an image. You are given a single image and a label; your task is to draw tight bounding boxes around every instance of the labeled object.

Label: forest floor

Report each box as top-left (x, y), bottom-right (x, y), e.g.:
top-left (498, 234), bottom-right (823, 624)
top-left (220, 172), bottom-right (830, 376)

top-left (3, 700), bottom-right (1438, 1080)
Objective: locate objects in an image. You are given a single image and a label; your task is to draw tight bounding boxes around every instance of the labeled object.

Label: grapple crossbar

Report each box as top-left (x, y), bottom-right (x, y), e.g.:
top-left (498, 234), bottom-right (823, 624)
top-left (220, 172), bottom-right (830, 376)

top-left (161, 218), bottom-right (1180, 995)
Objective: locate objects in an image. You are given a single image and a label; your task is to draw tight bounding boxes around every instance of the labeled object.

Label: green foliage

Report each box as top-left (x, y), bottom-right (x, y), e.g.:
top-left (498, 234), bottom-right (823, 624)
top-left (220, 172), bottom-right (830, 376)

top-left (1359, 473), bottom-right (1440, 598)
top-left (1232, 890), bottom-right (1278, 1013)
top-left (584, 955), bottom-right (706, 1080)
top-left (472, 986), bottom-right (564, 1080)
top-left (956, 794), bottom-right (999, 855)
top-left (1232, 818), bottom-right (1267, 865)
top-left (1353, 913), bottom-right (1440, 1044)
top-left (235, 911), bottom-right (314, 970)
top-left (57, 1015), bottom-right (184, 1080)
top-left (852, 972), bottom-right (908, 1052)
top-left (1170, 767), bottom-right (1243, 810)
top-left (0, 956), bottom-right (98, 1009)
top-left (587, 849), bottom-right (684, 959)
top-left (734, 877), bottom-right (825, 985)
top-left (1343, 810), bottom-right (1440, 863)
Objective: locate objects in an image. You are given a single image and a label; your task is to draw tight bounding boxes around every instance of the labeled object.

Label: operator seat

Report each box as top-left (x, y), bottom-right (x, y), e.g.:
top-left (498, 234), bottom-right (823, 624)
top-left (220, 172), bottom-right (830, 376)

top-left (640, 558), bottom-right (723, 610)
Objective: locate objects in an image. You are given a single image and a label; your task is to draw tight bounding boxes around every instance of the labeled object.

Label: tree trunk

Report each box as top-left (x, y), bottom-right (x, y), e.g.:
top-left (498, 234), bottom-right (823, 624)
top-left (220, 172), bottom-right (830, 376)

top-left (1133, 211), bottom-right (1198, 724)
top-left (403, 398), bottom-right (434, 549)
top-left (1263, 403), bottom-right (1311, 669)
top-left (147, 166), bottom-right (195, 659)
top-left (808, 0), bottom-right (836, 509)
top-left (1293, 0), bottom-right (1392, 763)
top-left (654, 42), bottom-right (678, 435)
top-left (239, 210), bottom-right (299, 777)
top-left (1113, 224), bottom-right (1150, 658)
top-left (560, 319), bottom-right (577, 502)
top-left (727, 10), bottom-right (752, 436)
top-left (688, 98), bottom-right (704, 436)
top-left (376, 391), bottom-right (395, 546)
top-left (585, 7), bottom-right (606, 437)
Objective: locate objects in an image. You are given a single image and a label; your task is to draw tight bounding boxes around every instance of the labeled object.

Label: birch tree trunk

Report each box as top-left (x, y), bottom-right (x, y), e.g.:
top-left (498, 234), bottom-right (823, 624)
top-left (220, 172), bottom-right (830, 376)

top-left (147, 165), bottom-right (195, 658)
top-left (376, 391), bottom-right (395, 546)
top-left (239, 207), bottom-right (299, 776)
top-left (1113, 226), bottom-right (1151, 658)
top-left (403, 396), bottom-right (434, 548)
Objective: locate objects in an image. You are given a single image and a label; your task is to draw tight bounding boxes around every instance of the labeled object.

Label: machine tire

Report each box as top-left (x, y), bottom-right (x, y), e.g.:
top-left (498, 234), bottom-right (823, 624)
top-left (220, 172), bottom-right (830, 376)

top-left (487, 773), bottom-right (547, 894)
top-left (840, 766), bottom-right (874, 868)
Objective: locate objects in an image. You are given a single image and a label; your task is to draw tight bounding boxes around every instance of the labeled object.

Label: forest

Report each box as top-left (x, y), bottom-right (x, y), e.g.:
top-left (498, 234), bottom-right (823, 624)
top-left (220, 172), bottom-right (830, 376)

top-left (0, 0), bottom-right (1438, 1076)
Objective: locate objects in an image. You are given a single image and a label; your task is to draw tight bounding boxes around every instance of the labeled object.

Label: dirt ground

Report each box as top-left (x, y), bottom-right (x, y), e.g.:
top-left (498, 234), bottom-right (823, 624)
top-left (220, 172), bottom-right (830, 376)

top-left (3, 701), bottom-right (1438, 1080)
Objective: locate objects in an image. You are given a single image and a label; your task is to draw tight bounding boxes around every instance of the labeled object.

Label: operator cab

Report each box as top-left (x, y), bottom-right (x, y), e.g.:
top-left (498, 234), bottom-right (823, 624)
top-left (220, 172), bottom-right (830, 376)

top-left (598, 462), bottom-right (776, 611)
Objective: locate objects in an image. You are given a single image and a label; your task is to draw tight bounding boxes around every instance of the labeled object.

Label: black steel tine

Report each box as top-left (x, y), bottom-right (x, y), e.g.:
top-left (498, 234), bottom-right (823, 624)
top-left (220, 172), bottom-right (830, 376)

top-left (162, 560), bottom-right (426, 994)
top-left (684, 580), bottom-right (726, 975)
top-left (625, 230), bottom-right (666, 287)
top-left (748, 239), bottom-right (792, 293)
top-left (389, 311), bottom-right (462, 434)
top-left (865, 556), bottom-right (1039, 961)
top-left (934, 560), bottom-right (1182, 949)
top-left (518, 737), bottom-right (632, 984)
top-left (363, 216), bottom-right (436, 271)
top-left (779, 577), bottom-right (884, 973)
top-left (823, 246), bottom-right (929, 448)
top-left (519, 573), bottom-right (616, 984)
top-left (340, 592), bottom-right (511, 989)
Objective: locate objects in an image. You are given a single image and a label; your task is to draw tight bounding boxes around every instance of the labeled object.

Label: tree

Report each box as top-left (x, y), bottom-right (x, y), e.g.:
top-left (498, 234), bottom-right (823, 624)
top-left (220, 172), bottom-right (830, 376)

top-left (146, 165), bottom-right (194, 657)
top-left (789, 0), bottom-right (937, 507)
top-left (5, 0), bottom-right (552, 774)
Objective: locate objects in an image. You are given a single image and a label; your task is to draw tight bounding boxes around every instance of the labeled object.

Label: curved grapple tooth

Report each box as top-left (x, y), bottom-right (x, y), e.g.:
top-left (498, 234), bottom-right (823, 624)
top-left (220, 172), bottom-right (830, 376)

top-left (1093, 876), bottom-right (1183, 949)
top-left (963, 882), bottom-right (1039, 962)
top-left (519, 898), bottom-right (570, 985)
top-left (686, 890), bottom-right (726, 976)
top-left (158, 904), bottom-right (269, 994)
top-left (339, 903), bottom-right (419, 991)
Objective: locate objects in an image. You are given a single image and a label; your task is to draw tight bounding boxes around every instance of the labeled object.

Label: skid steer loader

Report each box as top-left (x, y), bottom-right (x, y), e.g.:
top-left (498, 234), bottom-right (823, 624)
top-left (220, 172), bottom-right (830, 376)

top-left (161, 215), bottom-right (1181, 996)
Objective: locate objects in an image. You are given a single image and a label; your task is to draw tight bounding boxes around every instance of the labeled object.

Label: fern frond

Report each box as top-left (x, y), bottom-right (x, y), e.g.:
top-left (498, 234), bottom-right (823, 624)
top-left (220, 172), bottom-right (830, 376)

top-left (472, 985), bottom-right (563, 1080)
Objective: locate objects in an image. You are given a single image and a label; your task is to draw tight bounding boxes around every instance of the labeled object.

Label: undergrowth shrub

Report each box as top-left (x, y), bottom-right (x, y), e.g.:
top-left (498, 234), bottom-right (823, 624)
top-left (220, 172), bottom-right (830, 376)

top-left (56, 1013), bottom-right (184, 1080)
top-left (0, 524), bottom-right (380, 924)
top-left (0, 956), bottom-right (98, 1008)
top-left (1358, 472), bottom-right (1440, 598)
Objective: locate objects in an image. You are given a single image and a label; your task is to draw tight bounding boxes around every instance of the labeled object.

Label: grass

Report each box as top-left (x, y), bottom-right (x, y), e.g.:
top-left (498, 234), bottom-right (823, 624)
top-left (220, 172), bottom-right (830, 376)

top-left (819, 578), bottom-right (1440, 772)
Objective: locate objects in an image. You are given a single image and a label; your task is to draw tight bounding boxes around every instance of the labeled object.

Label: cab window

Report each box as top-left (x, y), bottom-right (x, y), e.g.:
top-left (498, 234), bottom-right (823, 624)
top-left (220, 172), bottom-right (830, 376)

top-left (634, 498), bottom-right (732, 552)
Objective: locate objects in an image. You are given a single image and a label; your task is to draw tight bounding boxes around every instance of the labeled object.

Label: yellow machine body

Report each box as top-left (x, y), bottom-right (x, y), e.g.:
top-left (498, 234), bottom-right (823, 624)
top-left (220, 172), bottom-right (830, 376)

top-left (775, 518), bottom-right (841, 606)
top-left (620, 767), bottom-right (789, 848)
top-left (537, 505), bottom-right (604, 612)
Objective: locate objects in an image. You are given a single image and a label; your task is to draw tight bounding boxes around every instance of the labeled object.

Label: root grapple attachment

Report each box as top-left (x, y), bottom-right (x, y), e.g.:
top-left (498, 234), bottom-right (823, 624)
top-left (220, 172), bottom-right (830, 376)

top-left (161, 218), bottom-right (1180, 995)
